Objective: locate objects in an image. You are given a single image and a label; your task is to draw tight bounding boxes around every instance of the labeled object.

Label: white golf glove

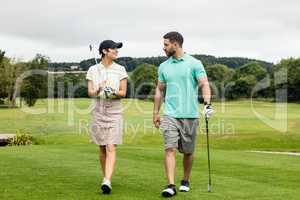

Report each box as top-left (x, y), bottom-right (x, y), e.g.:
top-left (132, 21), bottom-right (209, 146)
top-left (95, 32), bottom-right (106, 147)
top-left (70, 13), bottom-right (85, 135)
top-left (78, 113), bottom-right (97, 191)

top-left (103, 86), bottom-right (117, 99)
top-left (204, 102), bottom-right (214, 118)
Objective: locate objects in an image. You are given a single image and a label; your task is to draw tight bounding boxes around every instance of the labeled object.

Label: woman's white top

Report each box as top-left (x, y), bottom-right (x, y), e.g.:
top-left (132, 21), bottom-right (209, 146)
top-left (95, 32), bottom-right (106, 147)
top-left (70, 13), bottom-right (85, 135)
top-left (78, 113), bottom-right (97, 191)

top-left (86, 62), bottom-right (128, 98)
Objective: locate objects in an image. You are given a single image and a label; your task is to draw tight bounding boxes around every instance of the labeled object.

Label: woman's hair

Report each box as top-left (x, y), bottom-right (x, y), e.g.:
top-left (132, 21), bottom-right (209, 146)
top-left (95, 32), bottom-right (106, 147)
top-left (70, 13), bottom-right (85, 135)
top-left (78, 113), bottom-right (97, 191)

top-left (99, 48), bottom-right (106, 60)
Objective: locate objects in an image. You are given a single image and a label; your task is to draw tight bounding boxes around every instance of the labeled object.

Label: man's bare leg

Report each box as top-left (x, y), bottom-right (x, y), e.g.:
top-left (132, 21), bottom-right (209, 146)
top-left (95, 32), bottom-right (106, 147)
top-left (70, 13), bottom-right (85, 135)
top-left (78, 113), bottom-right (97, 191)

top-left (182, 153), bottom-right (194, 181)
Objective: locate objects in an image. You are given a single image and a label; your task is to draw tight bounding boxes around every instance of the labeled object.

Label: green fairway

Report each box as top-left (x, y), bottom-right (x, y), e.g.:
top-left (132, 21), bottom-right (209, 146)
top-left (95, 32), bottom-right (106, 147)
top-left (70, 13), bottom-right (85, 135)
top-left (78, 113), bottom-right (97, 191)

top-left (0, 99), bottom-right (299, 151)
top-left (1, 144), bottom-right (300, 200)
top-left (0, 99), bottom-right (300, 199)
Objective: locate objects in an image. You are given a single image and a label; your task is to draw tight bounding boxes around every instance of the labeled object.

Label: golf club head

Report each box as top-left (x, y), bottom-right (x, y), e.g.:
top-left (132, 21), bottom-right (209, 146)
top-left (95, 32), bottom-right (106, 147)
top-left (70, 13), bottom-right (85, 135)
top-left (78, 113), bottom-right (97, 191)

top-left (208, 184), bottom-right (212, 192)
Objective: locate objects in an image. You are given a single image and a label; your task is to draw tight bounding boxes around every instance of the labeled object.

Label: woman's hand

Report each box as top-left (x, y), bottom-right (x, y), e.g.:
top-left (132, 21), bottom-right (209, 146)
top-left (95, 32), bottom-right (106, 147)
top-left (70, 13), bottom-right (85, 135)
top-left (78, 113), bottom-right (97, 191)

top-left (95, 81), bottom-right (107, 95)
top-left (88, 80), bottom-right (107, 97)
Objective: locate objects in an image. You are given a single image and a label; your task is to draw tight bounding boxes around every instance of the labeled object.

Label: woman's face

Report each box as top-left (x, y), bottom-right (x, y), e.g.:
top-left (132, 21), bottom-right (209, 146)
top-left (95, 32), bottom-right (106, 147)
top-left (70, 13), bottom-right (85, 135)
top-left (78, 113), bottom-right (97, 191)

top-left (103, 48), bottom-right (119, 60)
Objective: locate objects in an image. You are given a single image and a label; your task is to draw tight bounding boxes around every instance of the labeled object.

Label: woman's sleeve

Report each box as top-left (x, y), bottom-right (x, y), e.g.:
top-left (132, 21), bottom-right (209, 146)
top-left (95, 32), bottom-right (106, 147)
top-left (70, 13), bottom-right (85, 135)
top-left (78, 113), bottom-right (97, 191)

top-left (86, 68), bottom-right (93, 81)
top-left (119, 67), bottom-right (128, 80)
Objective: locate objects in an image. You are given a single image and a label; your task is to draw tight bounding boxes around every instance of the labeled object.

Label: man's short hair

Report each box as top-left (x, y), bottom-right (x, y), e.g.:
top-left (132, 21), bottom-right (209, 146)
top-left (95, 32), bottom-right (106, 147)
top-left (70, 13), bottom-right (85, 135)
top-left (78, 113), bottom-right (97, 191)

top-left (163, 31), bottom-right (184, 47)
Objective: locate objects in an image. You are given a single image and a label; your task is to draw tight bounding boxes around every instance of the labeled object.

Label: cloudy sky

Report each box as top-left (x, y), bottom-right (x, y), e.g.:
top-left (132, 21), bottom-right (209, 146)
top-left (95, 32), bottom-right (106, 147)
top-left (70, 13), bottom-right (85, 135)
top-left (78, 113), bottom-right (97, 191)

top-left (0, 0), bottom-right (299, 63)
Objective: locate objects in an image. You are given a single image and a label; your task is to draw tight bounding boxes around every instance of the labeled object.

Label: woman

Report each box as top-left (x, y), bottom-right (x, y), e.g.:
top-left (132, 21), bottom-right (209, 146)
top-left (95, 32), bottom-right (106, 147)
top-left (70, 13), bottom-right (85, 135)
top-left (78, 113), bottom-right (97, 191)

top-left (86, 40), bottom-right (128, 194)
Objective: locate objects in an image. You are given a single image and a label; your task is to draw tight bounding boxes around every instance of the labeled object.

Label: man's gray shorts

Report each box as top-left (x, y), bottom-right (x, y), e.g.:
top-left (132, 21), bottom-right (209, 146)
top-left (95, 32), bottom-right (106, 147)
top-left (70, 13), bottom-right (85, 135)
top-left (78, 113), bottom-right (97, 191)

top-left (159, 115), bottom-right (199, 154)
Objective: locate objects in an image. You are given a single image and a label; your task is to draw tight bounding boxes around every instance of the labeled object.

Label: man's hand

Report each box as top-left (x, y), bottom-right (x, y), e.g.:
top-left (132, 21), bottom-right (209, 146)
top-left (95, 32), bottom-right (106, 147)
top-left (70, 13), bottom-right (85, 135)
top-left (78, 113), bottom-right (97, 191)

top-left (153, 113), bottom-right (161, 128)
top-left (198, 77), bottom-right (212, 118)
top-left (153, 81), bottom-right (165, 128)
top-left (204, 102), bottom-right (214, 118)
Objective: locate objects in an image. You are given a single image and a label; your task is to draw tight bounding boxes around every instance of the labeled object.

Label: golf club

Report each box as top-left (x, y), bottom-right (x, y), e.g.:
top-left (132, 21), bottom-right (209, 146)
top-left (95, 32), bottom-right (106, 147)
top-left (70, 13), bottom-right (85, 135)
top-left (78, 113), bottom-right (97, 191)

top-left (89, 44), bottom-right (109, 82)
top-left (205, 114), bottom-right (212, 192)
top-left (89, 44), bottom-right (98, 65)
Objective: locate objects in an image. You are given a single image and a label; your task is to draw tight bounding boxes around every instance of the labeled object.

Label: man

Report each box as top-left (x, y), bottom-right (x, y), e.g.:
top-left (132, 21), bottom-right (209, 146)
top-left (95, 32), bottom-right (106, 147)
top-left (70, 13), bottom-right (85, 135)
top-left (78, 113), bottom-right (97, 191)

top-left (153, 31), bottom-right (213, 198)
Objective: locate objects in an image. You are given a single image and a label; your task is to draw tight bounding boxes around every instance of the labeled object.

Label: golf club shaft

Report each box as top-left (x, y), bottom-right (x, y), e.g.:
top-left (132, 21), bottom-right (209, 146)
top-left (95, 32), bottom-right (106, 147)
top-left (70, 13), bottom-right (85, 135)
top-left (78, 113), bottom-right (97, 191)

top-left (89, 45), bottom-right (98, 64)
top-left (205, 116), bottom-right (212, 192)
top-left (93, 51), bottom-right (98, 65)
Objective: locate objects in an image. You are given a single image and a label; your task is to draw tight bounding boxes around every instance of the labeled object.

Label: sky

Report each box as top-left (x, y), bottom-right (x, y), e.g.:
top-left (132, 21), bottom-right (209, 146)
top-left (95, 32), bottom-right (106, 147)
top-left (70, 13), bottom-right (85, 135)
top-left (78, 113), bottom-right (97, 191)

top-left (0, 0), bottom-right (299, 63)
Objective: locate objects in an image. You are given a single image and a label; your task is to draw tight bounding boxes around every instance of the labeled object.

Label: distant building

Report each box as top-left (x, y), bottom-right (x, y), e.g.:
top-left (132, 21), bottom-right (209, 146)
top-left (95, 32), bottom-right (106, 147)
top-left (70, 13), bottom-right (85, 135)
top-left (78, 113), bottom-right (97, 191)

top-left (70, 65), bottom-right (79, 70)
top-left (47, 71), bottom-right (86, 75)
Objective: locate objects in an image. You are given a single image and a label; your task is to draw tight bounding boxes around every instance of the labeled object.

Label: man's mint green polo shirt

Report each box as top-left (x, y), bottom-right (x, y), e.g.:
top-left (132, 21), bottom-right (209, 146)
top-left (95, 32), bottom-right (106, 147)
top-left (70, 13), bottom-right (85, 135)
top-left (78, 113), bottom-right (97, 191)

top-left (158, 53), bottom-right (207, 118)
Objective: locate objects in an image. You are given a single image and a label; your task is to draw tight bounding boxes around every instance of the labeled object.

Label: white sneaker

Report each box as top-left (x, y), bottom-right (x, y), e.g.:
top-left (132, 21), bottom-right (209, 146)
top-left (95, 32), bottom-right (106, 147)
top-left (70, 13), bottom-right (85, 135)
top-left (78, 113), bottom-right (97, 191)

top-left (179, 180), bottom-right (190, 192)
top-left (161, 184), bottom-right (177, 197)
top-left (101, 178), bottom-right (112, 194)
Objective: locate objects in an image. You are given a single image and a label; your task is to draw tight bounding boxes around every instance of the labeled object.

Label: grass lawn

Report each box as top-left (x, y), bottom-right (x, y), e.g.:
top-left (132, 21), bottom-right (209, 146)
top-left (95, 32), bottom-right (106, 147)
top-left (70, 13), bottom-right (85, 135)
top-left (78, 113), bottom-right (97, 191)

top-left (0, 99), bottom-right (300, 199)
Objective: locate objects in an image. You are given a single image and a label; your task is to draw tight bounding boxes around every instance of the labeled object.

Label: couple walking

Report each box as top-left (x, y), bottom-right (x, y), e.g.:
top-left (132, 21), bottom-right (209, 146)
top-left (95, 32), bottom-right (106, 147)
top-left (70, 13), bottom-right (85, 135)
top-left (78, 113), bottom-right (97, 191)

top-left (86, 31), bottom-right (213, 197)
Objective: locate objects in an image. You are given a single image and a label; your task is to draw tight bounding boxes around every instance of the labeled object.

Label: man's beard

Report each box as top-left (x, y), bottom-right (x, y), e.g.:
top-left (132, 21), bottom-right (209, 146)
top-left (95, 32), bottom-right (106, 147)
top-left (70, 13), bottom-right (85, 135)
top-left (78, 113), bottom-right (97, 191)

top-left (166, 49), bottom-right (176, 57)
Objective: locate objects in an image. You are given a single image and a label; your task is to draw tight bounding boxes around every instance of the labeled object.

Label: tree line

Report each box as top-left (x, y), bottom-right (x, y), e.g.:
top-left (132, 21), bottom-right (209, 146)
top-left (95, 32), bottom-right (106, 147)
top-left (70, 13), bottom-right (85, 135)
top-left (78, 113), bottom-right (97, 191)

top-left (49, 54), bottom-right (273, 72)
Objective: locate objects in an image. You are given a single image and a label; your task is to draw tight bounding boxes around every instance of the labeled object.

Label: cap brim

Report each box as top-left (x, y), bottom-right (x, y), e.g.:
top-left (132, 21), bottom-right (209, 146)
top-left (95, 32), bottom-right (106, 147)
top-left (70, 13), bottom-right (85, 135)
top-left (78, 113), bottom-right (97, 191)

top-left (112, 42), bottom-right (123, 49)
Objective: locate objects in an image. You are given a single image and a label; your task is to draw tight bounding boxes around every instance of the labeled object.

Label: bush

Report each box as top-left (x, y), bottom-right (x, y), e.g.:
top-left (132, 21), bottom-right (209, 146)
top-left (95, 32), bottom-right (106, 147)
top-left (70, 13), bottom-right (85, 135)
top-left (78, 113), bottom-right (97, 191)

top-left (8, 131), bottom-right (33, 146)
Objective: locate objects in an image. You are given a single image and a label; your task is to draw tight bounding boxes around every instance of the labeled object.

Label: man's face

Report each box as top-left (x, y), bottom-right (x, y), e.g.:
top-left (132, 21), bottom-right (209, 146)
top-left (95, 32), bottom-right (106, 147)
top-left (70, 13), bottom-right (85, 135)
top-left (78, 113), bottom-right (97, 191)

top-left (163, 39), bottom-right (176, 57)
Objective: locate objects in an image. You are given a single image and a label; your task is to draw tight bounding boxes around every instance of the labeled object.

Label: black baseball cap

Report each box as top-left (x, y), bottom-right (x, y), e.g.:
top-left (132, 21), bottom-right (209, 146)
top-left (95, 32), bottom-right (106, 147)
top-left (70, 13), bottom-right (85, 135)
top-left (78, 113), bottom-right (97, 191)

top-left (99, 40), bottom-right (123, 54)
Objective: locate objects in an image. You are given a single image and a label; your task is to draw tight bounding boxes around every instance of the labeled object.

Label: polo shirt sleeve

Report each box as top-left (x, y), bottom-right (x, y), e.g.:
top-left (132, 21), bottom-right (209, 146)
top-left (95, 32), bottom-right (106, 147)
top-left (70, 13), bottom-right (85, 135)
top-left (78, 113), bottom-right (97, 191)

top-left (86, 67), bottom-right (93, 81)
top-left (119, 66), bottom-right (128, 80)
top-left (193, 60), bottom-right (207, 80)
top-left (158, 65), bottom-right (166, 83)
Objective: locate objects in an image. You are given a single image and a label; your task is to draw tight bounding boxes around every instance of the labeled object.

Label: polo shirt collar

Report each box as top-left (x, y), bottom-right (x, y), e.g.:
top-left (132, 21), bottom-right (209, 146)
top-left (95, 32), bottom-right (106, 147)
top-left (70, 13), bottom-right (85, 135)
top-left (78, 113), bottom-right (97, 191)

top-left (170, 53), bottom-right (187, 63)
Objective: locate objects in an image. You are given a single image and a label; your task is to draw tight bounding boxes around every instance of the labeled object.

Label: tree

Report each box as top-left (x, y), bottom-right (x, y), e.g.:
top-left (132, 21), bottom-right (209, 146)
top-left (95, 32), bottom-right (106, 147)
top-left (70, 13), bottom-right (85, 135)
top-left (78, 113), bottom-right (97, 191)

top-left (229, 75), bottom-right (257, 99)
top-left (0, 50), bottom-right (5, 63)
top-left (234, 61), bottom-right (267, 81)
top-left (206, 64), bottom-right (235, 99)
top-left (0, 51), bottom-right (27, 106)
top-left (21, 54), bottom-right (49, 106)
top-left (130, 63), bottom-right (157, 100)
top-left (0, 54), bottom-right (9, 101)
top-left (56, 73), bottom-right (88, 98)
top-left (206, 64), bottom-right (234, 82)
top-left (227, 61), bottom-right (268, 99)
top-left (274, 58), bottom-right (300, 102)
